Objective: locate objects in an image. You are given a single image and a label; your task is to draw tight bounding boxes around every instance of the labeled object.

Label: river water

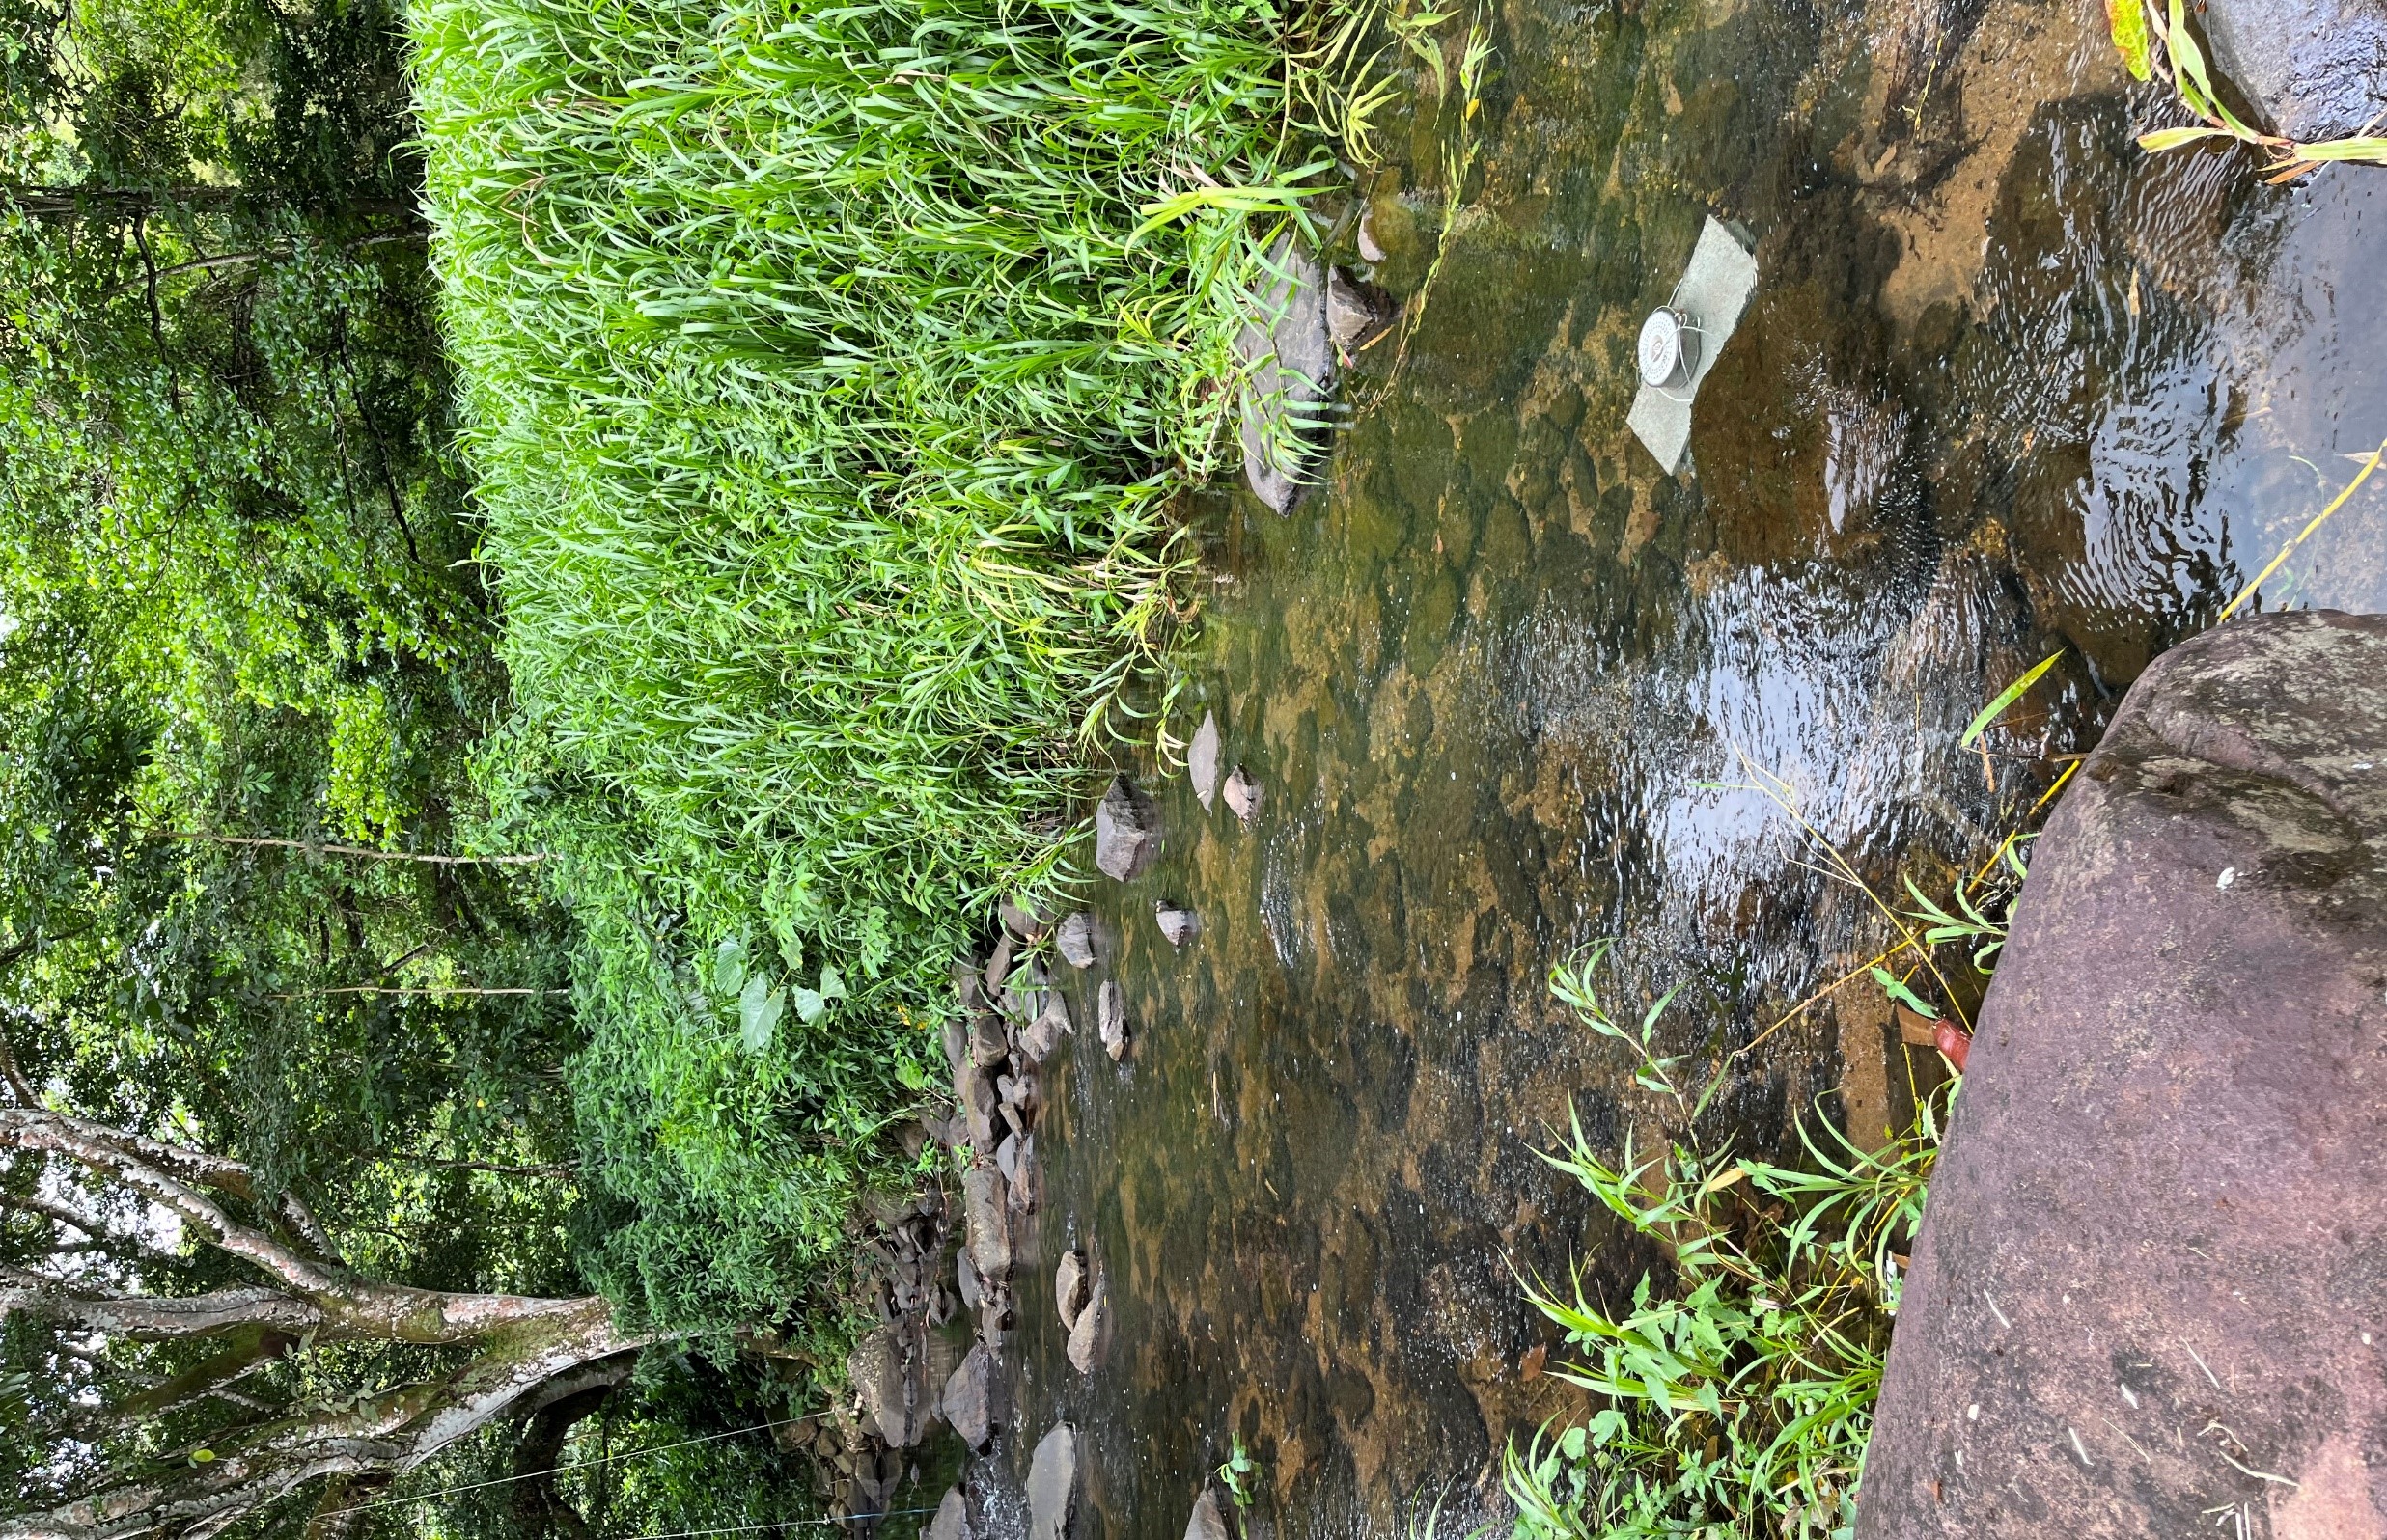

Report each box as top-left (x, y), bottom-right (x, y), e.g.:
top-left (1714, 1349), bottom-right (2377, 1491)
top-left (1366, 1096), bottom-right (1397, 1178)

top-left (947, 0), bottom-right (2387, 1531)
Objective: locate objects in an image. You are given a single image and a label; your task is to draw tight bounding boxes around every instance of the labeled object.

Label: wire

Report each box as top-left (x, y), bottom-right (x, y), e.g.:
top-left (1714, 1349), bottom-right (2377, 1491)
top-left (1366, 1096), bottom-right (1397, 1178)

top-left (616, 1512), bottom-right (940, 1539)
top-left (346, 1416), bottom-right (814, 1513)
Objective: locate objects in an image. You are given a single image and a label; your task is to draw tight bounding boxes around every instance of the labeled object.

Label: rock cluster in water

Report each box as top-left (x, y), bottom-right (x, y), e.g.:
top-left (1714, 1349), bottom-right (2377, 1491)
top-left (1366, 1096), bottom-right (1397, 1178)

top-left (918, 735), bottom-right (1270, 1531)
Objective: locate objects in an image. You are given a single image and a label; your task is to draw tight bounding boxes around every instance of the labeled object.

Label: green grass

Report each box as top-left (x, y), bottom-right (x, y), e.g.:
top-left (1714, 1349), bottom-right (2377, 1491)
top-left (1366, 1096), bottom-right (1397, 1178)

top-left (1506, 946), bottom-right (1942, 1540)
top-left (409, 0), bottom-right (1336, 1324)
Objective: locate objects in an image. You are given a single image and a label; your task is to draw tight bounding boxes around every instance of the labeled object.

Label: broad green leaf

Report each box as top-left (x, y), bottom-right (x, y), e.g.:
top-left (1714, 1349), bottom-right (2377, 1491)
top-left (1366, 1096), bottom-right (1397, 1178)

top-left (819, 964), bottom-right (847, 1000)
top-left (738, 974), bottom-right (783, 1053)
top-left (791, 987), bottom-right (827, 1024)
top-left (713, 935), bottom-right (748, 995)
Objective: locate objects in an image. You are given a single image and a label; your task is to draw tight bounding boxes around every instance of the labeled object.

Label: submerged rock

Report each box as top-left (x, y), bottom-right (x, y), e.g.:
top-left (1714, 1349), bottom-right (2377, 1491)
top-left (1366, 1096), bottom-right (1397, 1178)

top-left (1026, 1424), bottom-right (1079, 1540)
top-left (1095, 775), bottom-right (1161, 881)
top-left (1235, 233), bottom-right (1335, 514)
top-left (942, 1343), bottom-right (1002, 1450)
top-left (1857, 612), bottom-right (2387, 1539)
top-left (1154, 903), bottom-right (1199, 949)
top-left (928, 1488), bottom-right (973, 1540)
top-left (1055, 913), bottom-right (1096, 969)
top-left (1055, 1249), bottom-right (1088, 1331)
top-left (2201, 0), bottom-right (2387, 143)
top-left (1223, 767), bottom-right (1262, 828)
top-left (1097, 980), bottom-right (1128, 1061)
top-left (1184, 1489), bottom-right (1234, 1540)
top-left (1065, 1277), bottom-right (1111, 1374)
top-left (1188, 710), bottom-right (1222, 810)
top-left (1326, 267), bottom-right (1393, 352)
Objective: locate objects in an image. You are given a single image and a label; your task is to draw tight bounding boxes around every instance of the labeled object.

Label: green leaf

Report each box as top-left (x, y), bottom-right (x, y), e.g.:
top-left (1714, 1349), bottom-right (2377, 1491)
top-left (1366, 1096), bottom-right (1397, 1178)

top-left (738, 975), bottom-right (783, 1053)
top-left (791, 987), bottom-right (827, 1024)
top-left (1560, 1423), bottom-right (1588, 1459)
top-left (2103, 0), bottom-right (2153, 79)
top-left (713, 935), bottom-right (748, 995)
top-left (1960, 650), bottom-right (2061, 746)
top-left (190, 1449), bottom-right (215, 1464)
top-left (2138, 125), bottom-right (2235, 151)
top-left (1870, 966), bottom-right (1939, 1021)
top-left (819, 964), bottom-right (847, 1000)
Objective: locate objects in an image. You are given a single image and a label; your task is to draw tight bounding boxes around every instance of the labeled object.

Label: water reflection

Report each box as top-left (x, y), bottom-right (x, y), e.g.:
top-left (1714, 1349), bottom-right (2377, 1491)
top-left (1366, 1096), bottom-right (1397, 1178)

top-left (958, 0), bottom-right (2387, 1530)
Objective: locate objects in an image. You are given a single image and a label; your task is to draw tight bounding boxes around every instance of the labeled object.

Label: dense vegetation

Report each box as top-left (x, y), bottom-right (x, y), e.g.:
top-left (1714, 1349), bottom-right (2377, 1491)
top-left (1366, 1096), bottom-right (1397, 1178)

top-left (0, 0), bottom-right (817, 1531)
top-left (2, 0), bottom-right (1351, 1521)
top-left (414, 0), bottom-right (1320, 1325)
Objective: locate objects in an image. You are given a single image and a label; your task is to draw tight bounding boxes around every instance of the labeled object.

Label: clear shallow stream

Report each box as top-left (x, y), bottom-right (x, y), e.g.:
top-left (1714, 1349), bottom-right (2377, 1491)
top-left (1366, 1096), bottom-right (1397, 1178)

top-left (949, 0), bottom-right (2387, 1531)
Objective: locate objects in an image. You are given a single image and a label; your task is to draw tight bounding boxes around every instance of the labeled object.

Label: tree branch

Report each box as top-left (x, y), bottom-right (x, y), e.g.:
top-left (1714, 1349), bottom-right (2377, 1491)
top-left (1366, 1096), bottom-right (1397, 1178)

top-left (115, 1325), bottom-right (299, 1417)
top-left (0, 1267), bottom-right (320, 1338)
top-left (145, 831), bottom-right (550, 866)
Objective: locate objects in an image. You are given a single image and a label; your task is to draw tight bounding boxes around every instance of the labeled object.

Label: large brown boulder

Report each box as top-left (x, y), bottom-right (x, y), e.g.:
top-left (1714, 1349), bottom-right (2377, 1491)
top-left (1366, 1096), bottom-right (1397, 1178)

top-left (1857, 612), bottom-right (2387, 1539)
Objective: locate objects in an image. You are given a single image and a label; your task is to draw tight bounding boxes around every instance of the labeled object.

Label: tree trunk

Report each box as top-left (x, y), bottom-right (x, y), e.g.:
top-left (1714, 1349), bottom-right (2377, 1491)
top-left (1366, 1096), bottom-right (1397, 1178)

top-left (0, 1106), bottom-right (649, 1540)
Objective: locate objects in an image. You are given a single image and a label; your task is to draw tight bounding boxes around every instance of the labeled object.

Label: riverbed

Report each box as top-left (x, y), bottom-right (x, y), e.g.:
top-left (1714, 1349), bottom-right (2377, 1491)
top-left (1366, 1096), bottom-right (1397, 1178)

top-left (955, 0), bottom-right (2387, 1531)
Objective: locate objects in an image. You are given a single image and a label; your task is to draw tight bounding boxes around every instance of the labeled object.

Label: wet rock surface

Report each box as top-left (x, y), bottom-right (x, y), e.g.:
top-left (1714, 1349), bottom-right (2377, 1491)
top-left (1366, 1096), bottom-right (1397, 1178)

top-left (1095, 776), bottom-right (1161, 881)
top-left (1056, 913), bottom-right (1097, 969)
top-left (1183, 1490), bottom-right (1234, 1540)
top-left (1188, 711), bottom-right (1222, 810)
top-left (1065, 1276), bottom-right (1111, 1374)
top-left (1152, 904), bottom-right (1198, 949)
top-left (1028, 1424), bottom-right (1081, 1540)
top-left (1096, 981), bottom-right (1128, 1060)
top-left (2202, 0), bottom-right (2387, 143)
top-left (943, 1343), bottom-right (1003, 1451)
top-left (1221, 768), bottom-right (1260, 828)
top-left (1235, 234), bottom-right (1335, 513)
top-left (1859, 612), bottom-right (2387, 1539)
top-left (928, 1487), bottom-right (973, 1540)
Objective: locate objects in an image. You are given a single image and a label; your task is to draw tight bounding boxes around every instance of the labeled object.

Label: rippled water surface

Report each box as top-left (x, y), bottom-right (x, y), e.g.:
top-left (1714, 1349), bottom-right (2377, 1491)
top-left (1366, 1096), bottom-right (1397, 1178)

top-left (944, 0), bottom-right (2387, 1531)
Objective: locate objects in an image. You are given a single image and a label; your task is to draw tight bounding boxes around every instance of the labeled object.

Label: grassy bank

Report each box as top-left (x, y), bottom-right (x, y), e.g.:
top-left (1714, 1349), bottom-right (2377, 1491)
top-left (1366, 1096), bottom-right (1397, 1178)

top-left (412, 0), bottom-right (1327, 1325)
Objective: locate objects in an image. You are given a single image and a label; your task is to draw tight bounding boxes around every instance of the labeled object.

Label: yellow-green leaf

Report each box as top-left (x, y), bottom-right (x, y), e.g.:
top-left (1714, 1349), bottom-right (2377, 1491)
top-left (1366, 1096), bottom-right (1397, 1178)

top-left (1961, 651), bottom-right (2063, 747)
top-left (2139, 125), bottom-right (2235, 151)
top-left (2104, 0), bottom-right (2152, 81)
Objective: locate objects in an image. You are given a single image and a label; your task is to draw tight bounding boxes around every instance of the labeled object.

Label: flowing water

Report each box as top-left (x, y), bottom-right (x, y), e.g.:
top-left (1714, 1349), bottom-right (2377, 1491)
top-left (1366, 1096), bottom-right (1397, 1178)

top-left (941, 0), bottom-right (2387, 1530)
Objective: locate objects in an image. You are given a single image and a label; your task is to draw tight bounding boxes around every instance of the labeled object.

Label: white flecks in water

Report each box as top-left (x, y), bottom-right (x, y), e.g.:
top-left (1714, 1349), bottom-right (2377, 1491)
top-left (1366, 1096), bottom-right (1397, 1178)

top-left (2217, 866), bottom-right (2236, 890)
top-left (1968, 1404), bottom-right (1981, 1421)
top-left (2120, 1384), bottom-right (2139, 1408)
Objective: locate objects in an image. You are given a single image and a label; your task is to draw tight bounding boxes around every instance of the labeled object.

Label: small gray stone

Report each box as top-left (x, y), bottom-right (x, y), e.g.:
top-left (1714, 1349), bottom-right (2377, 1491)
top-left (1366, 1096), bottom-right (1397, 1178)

top-left (983, 933), bottom-right (1013, 994)
top-left (1055, 913), bottom-right (1096, 969)
top-left (1184, 1488), bottom-right (1233, 1540)
top-left (1356, 208), bottom-right (1387, 263)
top-left (1097, 980), bottom-right (1128, 1061)
top-left (1005, 1133), bottom-right (1039, 1214)
top-left (1065, 1278), bottom-right (1111, 1374)
top-left (951, 957), bottom-right (983, 1012)
top-left (940, 1017), bottom-right (966, 1071)
top-left (1027, 1424), bottom-right (1079, 1540)
top-left (927, 1487), bottom-right (973, 1540)
top-left (1095, 776), bottom-right (1160, 881)
top-left (941, 1343), bottom-right (1001, 1450)
top-left (967, 1012), bottom-right (1008, 1069)
top-left (1188, 711), bottom-right (1222, 810)
top-left (1056, 1250), bottom-right (1088, 1331)
top-left (1019, 992), bottom-right (1072, 1062)
top-left (1223, 767), bottom-right (1261, 828)
top-left (955, 1248), bottom-right (983, 1310)
top-left (956, 1061), bottom-right (1001, 1148)
top-left (1154, 903), bottom-right (1198, 949)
